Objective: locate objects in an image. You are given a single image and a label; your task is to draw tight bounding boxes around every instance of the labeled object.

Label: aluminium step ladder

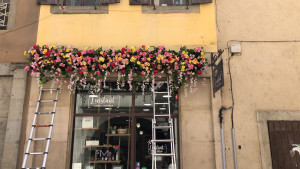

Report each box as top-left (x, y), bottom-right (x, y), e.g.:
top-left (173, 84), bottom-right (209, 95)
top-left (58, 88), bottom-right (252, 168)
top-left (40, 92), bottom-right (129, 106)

top-left (151, 78), bottom-right (177, 169)
top-left (22, 87), bottom-right (60, 169)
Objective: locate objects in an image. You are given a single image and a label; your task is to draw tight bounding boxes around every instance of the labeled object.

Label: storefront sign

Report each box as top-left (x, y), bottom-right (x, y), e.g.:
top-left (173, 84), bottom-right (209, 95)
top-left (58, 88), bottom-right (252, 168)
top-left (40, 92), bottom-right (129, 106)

top-left (213, 59), bottom-right (224, 97)
top-left (147, 140), bottom-right (168, 154)
top-left (88, 95), bottom-right (121, 108)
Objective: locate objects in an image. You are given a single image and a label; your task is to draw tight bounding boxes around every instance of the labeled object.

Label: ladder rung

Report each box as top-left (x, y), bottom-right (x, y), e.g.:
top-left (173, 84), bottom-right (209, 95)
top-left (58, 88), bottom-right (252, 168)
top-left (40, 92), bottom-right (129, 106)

top-left (26, 152), bottom-right (48, 155)
top-left (30, 138), bottom-right (50, 141)
top-left (154, 126), bottom-right (172, 129)
top-left (35, 112), bottom-right (55, 115)
top-left (154, 114), bottom-right (170, 117)
top-left (153, 153), bottom-right (175, 156)
top-left (154, 92), bottom-right (168, 94)
top-left (154, 103), bottom-right (168, 105)
top-left (33, 125), bottom-right (53, 127)
top-left (42, 88), bottom-right (60, 91)
top-left (38, 100), bottom-right (57, 103)
top-left (152, 139), bottom-right (174, 142)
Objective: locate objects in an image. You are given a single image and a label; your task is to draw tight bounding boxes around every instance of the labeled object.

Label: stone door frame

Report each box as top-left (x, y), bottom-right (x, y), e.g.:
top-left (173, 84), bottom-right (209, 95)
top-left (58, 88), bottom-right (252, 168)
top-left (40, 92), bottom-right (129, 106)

top-left (257, 111), bottom-right (300, 169)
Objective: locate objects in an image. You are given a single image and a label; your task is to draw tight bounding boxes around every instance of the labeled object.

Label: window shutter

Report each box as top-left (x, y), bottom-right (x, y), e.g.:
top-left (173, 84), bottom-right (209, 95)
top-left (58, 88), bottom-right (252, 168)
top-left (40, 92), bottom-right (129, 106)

top-left (37, 0), bottom-right (58, 5)
top-left (130, 0), bottom-right (151, 5)
top-left (191, 0), bottom-right (212, 4)
top-left (100, 0), bottom-right (120, 4)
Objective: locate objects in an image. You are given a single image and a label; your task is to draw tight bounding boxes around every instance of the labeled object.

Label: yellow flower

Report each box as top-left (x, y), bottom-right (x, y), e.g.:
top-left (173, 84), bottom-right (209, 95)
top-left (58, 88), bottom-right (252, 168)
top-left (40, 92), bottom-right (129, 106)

top-left (130, 56), bottom-right (136, 62)
top-left (66, 48), bottom-right (70, 52)
top-left (201, 52), bottom-right (204, 55)
top-left (145, 67), bottom-right (149, 70)
top-left (147, 58), bottom-right (151, 61)
top-left (99, 57), bottom-right (104, 62)
top-left (145, 45), bottom-right (149, 50)
top-left (126, 61), bottom-right (129, 65)
top-left (103, 64), bottom-right (107, 68)
top-left (181, 66), bottom-right (185, 71)
top-left (137, 61), bottom-right (141, 65)
top-left (130, 46), bottom-right (136, 52)
top-left (42, 49), bottom-right (47, 54)
top-left (202, 55), bottom-right (206, 59)
top-left (170, 59), bottom-right (175, 63)
top-left (24, 51), bottom-right (27, 55)
top-left (83, 61), bottom-right (87, 66)
top-left (100, 51), bottom-right (104, 55)
top-left (68, 62), bottom-right (72, 65)
top-left (84, 72), bottom-right (88, 75)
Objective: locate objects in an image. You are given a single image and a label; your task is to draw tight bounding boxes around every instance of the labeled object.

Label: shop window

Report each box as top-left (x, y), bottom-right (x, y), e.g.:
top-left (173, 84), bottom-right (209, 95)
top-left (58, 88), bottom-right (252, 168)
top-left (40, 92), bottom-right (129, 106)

top-left (0, 0), bottom-right (9, 30)
top-left (71, 82), bottom-right (179, 169)
top-left (64, 0), bottom-right (119, 6)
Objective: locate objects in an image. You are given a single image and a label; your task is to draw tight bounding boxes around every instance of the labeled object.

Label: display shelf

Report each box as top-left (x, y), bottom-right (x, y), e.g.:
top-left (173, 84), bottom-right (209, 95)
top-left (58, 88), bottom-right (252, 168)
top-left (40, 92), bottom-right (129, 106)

top-left (89, 160), bottom-right (121, 164)
top-left (75, 128), bottom-right (101, 130)
top-left (106, 134), bottom-right (131, 137)
top-left (83, 145), bottom-right (113, 149)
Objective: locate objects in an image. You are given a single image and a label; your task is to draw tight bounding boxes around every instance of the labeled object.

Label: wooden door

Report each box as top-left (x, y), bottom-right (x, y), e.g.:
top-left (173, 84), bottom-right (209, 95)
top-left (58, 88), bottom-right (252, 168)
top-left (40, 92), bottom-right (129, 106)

top-left (268, 121), bottom-right (300, 169)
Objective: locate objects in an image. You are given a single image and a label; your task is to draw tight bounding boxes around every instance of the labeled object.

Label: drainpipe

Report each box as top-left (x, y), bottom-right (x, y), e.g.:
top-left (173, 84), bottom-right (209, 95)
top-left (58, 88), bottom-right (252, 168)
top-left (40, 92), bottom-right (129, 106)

top-left (219, 107), bottom-right (226, 169)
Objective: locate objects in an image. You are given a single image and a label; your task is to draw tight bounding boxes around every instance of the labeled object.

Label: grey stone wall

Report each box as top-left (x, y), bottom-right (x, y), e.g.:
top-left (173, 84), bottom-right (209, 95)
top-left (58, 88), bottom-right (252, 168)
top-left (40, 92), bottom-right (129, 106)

top-left (0, 63), bottom-right (27, 169)
top-left (0, 77), bottom-right (13, 167)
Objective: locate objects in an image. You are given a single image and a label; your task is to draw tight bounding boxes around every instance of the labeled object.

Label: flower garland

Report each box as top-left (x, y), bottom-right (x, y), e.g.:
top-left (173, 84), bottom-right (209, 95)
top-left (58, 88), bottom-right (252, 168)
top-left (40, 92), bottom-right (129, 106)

top-left (24, 44), bottom-right (207, 94)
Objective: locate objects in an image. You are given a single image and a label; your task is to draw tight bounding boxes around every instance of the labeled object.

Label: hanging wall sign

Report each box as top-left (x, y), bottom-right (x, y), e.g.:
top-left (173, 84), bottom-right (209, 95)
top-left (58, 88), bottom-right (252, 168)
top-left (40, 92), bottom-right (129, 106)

top-left (213, 59), bottom-right (224, 96)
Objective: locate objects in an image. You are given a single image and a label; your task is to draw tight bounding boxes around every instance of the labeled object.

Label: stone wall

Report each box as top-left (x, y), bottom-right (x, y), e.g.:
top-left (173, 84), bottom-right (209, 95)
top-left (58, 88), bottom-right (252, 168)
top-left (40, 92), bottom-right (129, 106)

top-left (0, 76), bottom-right (12, 167)
top-left (0, 63), bottom-right (27, 169)
top-left (216, 0), bottom-right (300, 168)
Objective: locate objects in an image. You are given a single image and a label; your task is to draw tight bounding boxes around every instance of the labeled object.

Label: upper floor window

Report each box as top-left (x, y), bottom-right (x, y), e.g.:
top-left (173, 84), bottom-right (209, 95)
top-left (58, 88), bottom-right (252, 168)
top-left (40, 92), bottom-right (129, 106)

top-left (62, 0), bottom-right (211, 6)
top-left (0, 0), bottom-right (9, 30)
top-left (153, 0), bottom-right (186, 6)
top-left (65, 0), bottom-right (101, 6)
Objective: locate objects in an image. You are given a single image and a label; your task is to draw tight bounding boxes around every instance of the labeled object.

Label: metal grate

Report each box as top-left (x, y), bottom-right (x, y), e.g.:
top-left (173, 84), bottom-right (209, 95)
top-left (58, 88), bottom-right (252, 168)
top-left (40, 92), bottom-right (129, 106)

top-left (0, 3), bottom-right (9, 29)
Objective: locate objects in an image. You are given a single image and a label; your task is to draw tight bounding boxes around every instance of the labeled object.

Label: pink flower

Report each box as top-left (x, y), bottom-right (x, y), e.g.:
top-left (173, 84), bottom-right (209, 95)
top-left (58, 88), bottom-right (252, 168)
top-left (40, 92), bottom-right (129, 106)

top-left (194, 47), bottom-right (201, 53)
top-left (188, 64), bottom-right (194, 70)
top-left (59, 63), bottom-right (65, 67)
top-left (34, 53), bottom-right (39, 60)
top-left (95, 71), bottom-right (100, 75)
top-left (24, 66), bottom-right (30, 71)
top-left (162, 59), bottom-right (168, 64)
top-left (141, 71), bottom-right (146, 76)
top-left (159, 46), bottom-right (165, 50)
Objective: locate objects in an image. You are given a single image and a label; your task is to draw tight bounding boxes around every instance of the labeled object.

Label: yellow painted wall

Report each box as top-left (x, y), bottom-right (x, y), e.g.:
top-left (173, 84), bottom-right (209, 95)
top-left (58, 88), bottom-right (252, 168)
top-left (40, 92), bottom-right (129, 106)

top-left (37, 0), bottom-right (217, 51)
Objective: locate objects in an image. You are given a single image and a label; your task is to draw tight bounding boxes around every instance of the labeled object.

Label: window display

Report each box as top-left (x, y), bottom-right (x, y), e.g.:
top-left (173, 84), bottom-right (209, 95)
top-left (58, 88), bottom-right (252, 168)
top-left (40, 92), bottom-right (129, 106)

top-left (71, 82), bottom-right (179, 169)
